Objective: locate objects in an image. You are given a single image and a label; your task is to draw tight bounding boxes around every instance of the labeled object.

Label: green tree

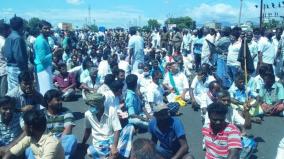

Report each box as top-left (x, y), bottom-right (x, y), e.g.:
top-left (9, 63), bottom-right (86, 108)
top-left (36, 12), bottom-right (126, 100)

top-left (88, 23), bottom-right (98, 32)
top-left (263, 19), bottom-right (281, 29)
top-left (147, 19), bottom-right (161, 30)
top-left (165, 16), bottom-right (196, 29)
top-left (28, 17), bottom-right (41, 36)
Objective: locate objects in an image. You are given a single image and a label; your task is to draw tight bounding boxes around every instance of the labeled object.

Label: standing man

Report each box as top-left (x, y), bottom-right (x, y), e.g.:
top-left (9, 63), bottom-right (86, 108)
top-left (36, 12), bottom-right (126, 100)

top-left (3, 16), bottom-right (28, 92)
top-left (128, 27), bottom-right (144, 72)
top-left (34, 20), bottom-right (53, 95)
top-left (202, 102), bottom-right (242, 159)
top-left (0, 22), bottom-right (10, 97)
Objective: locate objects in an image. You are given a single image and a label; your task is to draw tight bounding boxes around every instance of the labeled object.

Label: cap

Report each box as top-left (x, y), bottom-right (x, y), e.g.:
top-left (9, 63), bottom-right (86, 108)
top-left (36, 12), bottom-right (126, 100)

top-left (84, 93), bottom-right (105, 105)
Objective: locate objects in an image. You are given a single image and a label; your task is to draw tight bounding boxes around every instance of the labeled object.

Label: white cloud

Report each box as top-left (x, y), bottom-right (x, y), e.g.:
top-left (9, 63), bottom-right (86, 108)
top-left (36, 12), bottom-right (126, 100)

top-left (186, 3), bottom-right (239, 24)
top-left (0, 7), bottom-right (148, 28)
top-left (65, 0), bottom-right (83, 5)
top-left (185, 2), bottom-right (265, 25)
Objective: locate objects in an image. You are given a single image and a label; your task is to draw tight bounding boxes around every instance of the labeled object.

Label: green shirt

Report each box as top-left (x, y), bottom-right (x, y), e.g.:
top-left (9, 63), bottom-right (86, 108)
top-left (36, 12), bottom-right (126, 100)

top-left (259, 82), bottom-right (284, 105)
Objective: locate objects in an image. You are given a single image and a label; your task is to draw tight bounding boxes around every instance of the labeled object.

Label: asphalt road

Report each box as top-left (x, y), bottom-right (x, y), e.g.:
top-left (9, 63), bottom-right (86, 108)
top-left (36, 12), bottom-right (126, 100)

top-left (66, 98), bottom-right (284, 159)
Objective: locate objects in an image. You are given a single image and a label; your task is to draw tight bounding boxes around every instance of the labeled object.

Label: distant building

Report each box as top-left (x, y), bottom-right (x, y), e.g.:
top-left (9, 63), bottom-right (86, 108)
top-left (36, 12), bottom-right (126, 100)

top-left (204, 21), bottom-right (222, 29)
top-left (58, 22), bottom-right (73, 31)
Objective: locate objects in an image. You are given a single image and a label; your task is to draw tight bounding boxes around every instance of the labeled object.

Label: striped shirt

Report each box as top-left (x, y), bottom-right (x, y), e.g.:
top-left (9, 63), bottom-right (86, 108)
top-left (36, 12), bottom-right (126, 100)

top-left (202, 123), bottom-right (242, 159)
top-left (0, 113), bottom-right (22, 146)
top-left (45, 108), bottom-right (75, 137)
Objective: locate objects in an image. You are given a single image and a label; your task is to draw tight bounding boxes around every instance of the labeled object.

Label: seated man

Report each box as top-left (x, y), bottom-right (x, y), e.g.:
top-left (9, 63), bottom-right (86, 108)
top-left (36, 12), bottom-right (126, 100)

top-left (200, 81), bottom-right (220, 124)
top-left (80, 66), bottom-right (101, 100)
top-left (53, 62), bottom-right (76, 101)
top-left (228, 73), bottom-right (261, 117)
top-left (0, 96), bottom-right (25, 157)
top-left (43, 89), bottom-right (77, 159)
top-left (202, 102), bottom-right (242, 159)
top-left (3, 110), bottom-right (64, 159)
top-left (82, 93), bottom-right (134, 159)
top-left (146, 70), bottom-right (165, 114)
top-left (163, 62), bottom-right (189, 102)
top-left (125, 74), bottom-right (150, 129)
top-left (190, 65), bottom-right (215, 109)
top-left (149, 104), bottom-right (194, 159)
top-left (217, 90), bottom-right (255, 159)
top-left (6, 71), bottom-right (44, 112)
top-left (259, 72), bottom-right (284, 116)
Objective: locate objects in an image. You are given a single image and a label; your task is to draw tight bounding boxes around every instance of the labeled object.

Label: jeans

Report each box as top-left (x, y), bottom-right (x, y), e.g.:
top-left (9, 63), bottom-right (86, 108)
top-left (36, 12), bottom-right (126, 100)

top-left (227, 65), bottom-right (240, 83)
top-left (0, 75), bottom-right (7, 97)
top-left (25, 135), bottom-right (77, 159)
top-left (194, 53), bottom-right (201, 71)
top-left (217, 58), bottom-right (232, 88)
top-left (7, 66), bottom-right (21, 92)
top-left (128, 117), bottom-right (148, 130)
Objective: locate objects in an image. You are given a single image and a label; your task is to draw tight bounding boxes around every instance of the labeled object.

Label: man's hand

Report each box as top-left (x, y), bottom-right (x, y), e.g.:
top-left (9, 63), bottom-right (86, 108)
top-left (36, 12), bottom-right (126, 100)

top-left (21, 105), bottom-right (34, 112)
top-left (109, 145), bottom-right (119, 159)
top-left (0, 147), bottom-right (7, 157)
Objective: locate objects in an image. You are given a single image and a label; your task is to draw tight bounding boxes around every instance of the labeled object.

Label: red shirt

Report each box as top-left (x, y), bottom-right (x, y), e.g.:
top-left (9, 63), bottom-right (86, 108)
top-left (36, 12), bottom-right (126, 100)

top-left (53, 73), bottom-right (76, 90)
top-left (202, 123), bottom-right (242, 159)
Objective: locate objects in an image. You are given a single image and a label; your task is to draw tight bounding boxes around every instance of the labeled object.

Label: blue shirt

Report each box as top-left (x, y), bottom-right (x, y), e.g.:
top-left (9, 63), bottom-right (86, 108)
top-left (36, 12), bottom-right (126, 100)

top-left (125, 89), bottom-right (142, 115)
top-left (149, 117), bottom-right (185, 153)
top-left (0, 113), bottom-right (22, 146)
top-left (34, 34), bottom-right (52, 73)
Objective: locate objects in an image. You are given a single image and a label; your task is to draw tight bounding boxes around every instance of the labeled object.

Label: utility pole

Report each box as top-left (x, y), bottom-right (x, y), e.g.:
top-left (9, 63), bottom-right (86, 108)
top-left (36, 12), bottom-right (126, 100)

top-left (260, 0), bottom-right (263, 28)
top-left (238, 0), bottom-right (243, 26)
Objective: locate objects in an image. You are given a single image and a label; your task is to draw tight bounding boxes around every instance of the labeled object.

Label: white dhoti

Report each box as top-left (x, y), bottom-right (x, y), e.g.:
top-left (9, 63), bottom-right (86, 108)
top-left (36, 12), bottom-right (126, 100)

top-left (37, 66), bottom-right (53, 95)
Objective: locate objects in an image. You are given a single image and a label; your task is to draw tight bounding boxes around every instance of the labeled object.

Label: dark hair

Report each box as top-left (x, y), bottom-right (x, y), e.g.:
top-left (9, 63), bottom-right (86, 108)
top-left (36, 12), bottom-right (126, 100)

top-left (231, 27), bottom-right (241, 39)
top-left (208, 81), bottom-right (219, 91)
top-left (132, 138), bottom-right (157, 159)
top-left (0, 96), bottom-right (16, 107)
top-left (18, 71), bottom-right (34, 83)
top-left (110, 80), bottom-right (124, 93)
top-left (258, 64), bottom-right (268, 77)
top-left (129, 27), bottom-right (137, 36)
top-left (23, 110), bottom-right (47, 132)
top-left (57, 62), bottom-right (67, 69)
top-left (126, 74), bottom-right (138, 90)
top-left (0, 22), bottom-right (10, 36)
top-left (9, 16), bottom-right (23, 31)
top-left (221, 27), bottom-right (231, 37)
top-left (217, 90), bottom-right (230, 99)
top-left (43, 89), bottom-right (62, 107)
top-left (39, 20), bottom-right (52, 29)
top-left (151, 70), bottom-right (162, 79)
top-left (104, 74), bottom-right (115, 87)
top-left (235, 73), bottom-right (245, 82)
top-left (207, 102), bottom-right (228, 117)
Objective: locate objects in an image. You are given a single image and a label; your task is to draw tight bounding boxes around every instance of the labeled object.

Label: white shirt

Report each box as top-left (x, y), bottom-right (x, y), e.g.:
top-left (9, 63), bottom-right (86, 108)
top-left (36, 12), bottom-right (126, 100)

top-left (204, 106), bottom-right (245, 126)
top-left (146, 81), bottom-right (164, 105)
top-left (98, 60), bottom-right (111, 83)
top-left (81, 76), bottom-right (101, 99)
top-left (258, 37), bottom-right (276, 64)
top-left (248, 41), bottom-right (259, 69)
top-left (118, 60), bottom-right (131, 75)
top-left (227, 41), bottom-right (242, 66)
top-left (84, 107), bottom-right (122, 147)
top-left (190, 75), bottom-right (215, 96)
top-left (181, 34), bottom-right (192, 50)
top-left (128, 35), bottom-right (144, 64)
top-left (97, 84), bottom-right (116, 109)
top-left (201, 34), bottom-right (215, 64)
top-left (0, 36), bottom-right (7, 76)
top-left (163, 72), bottom-right (189, 95)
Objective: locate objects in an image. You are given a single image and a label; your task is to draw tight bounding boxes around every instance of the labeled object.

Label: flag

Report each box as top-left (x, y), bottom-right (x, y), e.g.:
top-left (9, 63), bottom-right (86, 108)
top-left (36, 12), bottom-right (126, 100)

top-left (238, 39), bottom-right (255, 74)
top-left (206, 39), bottom-right (217, 55)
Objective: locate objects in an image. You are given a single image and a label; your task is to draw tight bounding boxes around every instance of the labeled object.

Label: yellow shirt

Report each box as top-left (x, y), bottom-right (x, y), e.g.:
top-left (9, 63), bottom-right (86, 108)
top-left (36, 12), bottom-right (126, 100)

top-left (10, 133), bottom-right (64, 159)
